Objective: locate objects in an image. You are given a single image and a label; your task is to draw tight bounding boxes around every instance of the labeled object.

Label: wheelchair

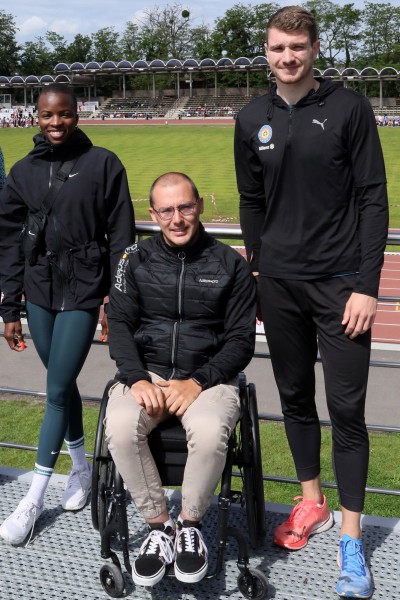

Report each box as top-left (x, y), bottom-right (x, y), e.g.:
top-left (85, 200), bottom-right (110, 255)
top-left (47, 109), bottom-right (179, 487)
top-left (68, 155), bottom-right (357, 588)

top-left (91, 372), bottom-right (268, 599)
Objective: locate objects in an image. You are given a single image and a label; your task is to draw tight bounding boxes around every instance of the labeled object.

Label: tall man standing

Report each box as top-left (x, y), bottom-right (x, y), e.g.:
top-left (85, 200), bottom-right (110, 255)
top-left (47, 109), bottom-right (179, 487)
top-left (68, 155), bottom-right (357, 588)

top-left (234, 6), bottom-right (388, 598)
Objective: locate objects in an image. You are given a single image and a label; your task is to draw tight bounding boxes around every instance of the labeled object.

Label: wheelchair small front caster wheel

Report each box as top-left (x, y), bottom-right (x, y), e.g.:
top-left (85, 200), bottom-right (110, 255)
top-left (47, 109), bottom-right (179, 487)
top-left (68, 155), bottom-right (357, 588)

top-left (100, 562), bottom-right (125, 598)
top-left (237, 567), bottom-right (268, 599)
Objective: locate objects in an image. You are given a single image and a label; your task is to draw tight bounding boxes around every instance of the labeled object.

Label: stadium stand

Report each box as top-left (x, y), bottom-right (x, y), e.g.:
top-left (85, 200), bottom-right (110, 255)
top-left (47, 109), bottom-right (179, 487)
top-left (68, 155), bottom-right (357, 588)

top-left (96, 92), bottom-right (267, 120)
top-left (100, 96), bottom-right (176, 119)
top-left (177, 94), bottom-right (261, 118)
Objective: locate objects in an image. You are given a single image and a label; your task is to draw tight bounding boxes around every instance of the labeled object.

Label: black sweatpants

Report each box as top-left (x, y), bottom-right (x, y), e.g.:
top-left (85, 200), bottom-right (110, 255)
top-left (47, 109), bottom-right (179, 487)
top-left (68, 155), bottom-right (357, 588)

top-left (259, 275), bottom-right (370, 512)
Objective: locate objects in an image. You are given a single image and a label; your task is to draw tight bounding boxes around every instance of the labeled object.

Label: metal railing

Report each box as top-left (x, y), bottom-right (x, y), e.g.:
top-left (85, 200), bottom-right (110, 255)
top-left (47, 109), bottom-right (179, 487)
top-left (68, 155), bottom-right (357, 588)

top-left (1, 222), bottom-right (399, 498)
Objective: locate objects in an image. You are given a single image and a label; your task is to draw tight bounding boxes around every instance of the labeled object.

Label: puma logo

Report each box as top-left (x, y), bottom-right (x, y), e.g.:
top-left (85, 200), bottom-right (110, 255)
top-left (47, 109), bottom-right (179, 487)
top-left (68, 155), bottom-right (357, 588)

top-left (312, 118), bottom-right (327, 130)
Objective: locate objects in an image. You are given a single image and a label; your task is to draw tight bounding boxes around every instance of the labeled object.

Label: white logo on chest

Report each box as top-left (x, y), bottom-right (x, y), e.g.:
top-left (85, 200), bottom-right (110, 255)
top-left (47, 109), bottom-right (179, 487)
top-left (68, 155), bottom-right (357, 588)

top-left (312, 118), bottom-right (327, 130)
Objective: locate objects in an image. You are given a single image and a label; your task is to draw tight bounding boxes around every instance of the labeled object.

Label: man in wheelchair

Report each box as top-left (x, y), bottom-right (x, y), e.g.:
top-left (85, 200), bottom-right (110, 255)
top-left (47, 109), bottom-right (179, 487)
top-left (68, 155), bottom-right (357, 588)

top-left (105, 172), bottom-right (257, 588)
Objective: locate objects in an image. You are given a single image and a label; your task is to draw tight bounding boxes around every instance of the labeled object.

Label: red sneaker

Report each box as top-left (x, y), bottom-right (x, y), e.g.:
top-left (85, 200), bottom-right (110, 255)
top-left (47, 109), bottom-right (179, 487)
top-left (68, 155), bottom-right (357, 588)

top-left (274, 495), bottom-right (334, 550)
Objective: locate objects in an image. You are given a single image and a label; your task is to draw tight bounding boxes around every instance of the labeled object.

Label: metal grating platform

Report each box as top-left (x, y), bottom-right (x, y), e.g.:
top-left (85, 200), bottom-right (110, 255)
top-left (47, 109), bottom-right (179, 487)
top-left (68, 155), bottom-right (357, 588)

top-left (0, 469), bottom-right (398, 600)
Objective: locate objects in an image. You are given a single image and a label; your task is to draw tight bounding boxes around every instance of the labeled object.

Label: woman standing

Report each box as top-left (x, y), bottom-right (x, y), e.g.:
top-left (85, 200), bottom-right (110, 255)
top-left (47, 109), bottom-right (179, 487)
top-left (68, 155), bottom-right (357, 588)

top-left (0, 84), bottom-right (135, 544)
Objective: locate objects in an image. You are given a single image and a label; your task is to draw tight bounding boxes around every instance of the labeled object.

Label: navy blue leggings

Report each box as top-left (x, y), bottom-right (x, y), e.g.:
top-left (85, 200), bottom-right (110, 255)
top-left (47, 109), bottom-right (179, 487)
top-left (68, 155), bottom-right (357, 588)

top-left (26, 302), bottom-right (99, 469)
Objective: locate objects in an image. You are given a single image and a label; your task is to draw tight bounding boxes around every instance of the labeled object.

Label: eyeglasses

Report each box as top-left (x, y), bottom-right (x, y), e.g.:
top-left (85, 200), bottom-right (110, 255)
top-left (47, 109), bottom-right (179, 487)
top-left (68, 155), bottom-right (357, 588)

top-left (152, 201), bottom-right (198, 221)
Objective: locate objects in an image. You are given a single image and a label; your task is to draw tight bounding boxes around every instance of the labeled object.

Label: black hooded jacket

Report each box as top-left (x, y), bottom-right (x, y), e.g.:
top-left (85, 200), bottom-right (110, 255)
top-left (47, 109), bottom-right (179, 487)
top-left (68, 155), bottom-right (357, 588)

top-left (107, 227), bottom-right (256, 390)
top-left (235, 78), bottom-right (388, 298)
top-left (0, 129), bottom-right (135, 321)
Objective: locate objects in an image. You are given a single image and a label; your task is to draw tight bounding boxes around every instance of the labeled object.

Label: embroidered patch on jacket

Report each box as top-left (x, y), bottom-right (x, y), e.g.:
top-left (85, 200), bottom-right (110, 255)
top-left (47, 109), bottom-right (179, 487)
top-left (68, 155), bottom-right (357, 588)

top-left (258, 124), bottom-right (273, 144)
top-left (198, 278), bottom-right (219, 285)
top-left (125, 243), bottom-right (139, 254)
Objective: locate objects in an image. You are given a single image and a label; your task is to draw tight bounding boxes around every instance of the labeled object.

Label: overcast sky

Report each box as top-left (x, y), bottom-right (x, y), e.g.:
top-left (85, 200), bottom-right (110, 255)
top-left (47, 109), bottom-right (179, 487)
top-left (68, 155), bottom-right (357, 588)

top-left (9, 0), bottom-right (384, 45)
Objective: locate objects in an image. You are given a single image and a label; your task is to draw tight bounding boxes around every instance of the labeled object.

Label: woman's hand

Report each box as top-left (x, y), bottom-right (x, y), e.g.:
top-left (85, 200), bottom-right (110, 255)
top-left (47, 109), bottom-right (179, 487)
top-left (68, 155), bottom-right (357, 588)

top-left (100, 312), bottom-right (108, 342)
top-left (4, 321), bottom-right (26, 351)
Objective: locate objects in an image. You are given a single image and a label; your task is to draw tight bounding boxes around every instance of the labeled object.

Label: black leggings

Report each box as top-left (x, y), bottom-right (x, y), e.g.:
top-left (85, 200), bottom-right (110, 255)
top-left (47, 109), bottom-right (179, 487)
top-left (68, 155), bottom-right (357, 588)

top-left (259, 276), bottom-right (370, 512)
top-left (26, 302), bottom-right (99, 469)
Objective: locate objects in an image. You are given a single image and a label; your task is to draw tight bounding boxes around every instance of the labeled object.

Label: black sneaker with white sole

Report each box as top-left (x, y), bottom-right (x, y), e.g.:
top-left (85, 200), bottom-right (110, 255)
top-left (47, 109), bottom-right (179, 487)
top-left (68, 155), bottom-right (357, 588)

top-left (132, 524), bottom-right (175, 587)
top-left (174, 519), bottom-right (208, 583)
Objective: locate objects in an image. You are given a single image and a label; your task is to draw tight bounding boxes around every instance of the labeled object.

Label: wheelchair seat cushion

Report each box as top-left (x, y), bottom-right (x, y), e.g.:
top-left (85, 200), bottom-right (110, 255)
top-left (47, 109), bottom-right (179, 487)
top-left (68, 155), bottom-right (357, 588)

top-left (148, 416), bottom-right (187, 454)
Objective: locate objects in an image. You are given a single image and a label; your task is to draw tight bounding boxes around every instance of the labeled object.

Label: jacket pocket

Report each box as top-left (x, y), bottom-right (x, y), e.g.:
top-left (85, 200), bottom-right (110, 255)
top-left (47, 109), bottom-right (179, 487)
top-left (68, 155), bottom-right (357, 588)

top-left (68, 241), bottom-right (109, 303)
top-left (24, 254), bottom-right (53, 306)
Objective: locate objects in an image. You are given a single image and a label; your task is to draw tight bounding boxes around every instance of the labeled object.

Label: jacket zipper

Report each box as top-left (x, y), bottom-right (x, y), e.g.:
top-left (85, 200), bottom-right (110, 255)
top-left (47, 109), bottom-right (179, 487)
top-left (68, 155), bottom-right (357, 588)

top-left (170, 251), bottom-right (186, 378)
top-left (49, 151), bottom-right (66, 311)
top-left (288, 106), bottom-right (295, 139)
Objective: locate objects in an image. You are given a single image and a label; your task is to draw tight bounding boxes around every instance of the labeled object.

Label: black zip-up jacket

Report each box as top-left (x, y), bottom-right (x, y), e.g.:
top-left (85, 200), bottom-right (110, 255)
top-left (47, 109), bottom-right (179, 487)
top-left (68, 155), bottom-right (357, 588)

top-left (0, 129), bottom-right (135, 321)
top-left (107, 227), bottom-right (256, 390)
top-left (235, 79), bottom-right (388, 298)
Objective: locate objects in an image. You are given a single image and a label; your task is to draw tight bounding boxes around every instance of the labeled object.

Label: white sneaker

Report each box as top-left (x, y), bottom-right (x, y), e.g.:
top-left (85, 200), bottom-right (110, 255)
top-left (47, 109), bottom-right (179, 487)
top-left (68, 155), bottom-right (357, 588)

top-left (0, 497), bottom-right (43, 545)
top-left (62, 462), bottom-right (92, 510)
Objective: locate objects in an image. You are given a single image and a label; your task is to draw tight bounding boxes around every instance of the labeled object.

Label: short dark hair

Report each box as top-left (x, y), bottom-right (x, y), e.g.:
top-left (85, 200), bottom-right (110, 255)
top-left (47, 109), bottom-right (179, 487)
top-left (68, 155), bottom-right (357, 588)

top-left (149, 172), bottom-right (200, 207)
top-left (38, 83), bottom-right (78, 114)
top-left (266, 6), bottom-right (318, 45)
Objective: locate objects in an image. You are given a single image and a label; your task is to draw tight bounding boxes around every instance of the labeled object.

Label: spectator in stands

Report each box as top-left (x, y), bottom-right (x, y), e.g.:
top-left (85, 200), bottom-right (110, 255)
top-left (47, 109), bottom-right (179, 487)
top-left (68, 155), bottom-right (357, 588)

top-left (0, 83), bottom-right (135, 545)
top-left (105, 172), bottom-right (256, 587)
top-left (234, 6), bottom-right (388, 599)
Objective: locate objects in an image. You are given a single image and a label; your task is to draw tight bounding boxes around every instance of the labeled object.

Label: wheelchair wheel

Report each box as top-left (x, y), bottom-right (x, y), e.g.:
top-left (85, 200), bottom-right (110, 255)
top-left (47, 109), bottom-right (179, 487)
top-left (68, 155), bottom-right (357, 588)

top-left (248, 383), bottom-right (266, 537)
top-left (100, 562), bottom-right (125, 598)
top-left (91, 380), bottom-right (115, 532)
top-left (237, 567), bottom-right (268, 599)
top-left (98, 438), bottom-right (117, 533)
top-left (240, 382), bottom-right (266, 548)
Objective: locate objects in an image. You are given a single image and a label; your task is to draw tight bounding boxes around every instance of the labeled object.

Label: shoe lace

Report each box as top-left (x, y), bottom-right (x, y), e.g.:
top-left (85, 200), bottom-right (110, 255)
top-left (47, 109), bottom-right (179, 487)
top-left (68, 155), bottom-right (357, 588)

top-left (66, 468), bottom-right (84, 492)
top-left (140, 530), bottom-right (175, 563)
top-left (287, 496), bottom-right (315, 529)
top-left (341, 539), bottom-right (366, 576)
top-left (177, 526), bottom-right (207, 557)
top-left (12, 501), bottom-right (38, 548)
top-left (25, 511), bottom-right (37, 548)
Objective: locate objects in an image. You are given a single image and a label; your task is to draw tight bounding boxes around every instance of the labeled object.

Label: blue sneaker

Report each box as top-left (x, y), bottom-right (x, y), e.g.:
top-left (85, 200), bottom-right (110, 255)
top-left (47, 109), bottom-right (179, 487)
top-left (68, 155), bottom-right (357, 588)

top-left (336, 535), bottom-right (373, 598)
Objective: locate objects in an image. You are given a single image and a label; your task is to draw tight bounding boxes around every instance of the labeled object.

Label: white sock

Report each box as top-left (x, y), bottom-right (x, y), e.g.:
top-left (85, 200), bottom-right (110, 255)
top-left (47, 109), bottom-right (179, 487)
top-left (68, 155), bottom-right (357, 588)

top-left (26, 464), bottom-right (53, 506)
top-left (163, 517), bottom-right (176, 532)
top-left (149, 517), bottom-right (175, 534)
top-left (178, 513), bottom-right (200, 525)
top-left (65, 436), bottom-right (88, 471)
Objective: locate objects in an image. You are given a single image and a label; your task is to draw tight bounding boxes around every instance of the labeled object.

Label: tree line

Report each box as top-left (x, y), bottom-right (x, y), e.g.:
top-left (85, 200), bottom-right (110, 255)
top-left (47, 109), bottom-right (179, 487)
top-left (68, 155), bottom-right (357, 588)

top-left (1, 1), bottom-right (399, 92)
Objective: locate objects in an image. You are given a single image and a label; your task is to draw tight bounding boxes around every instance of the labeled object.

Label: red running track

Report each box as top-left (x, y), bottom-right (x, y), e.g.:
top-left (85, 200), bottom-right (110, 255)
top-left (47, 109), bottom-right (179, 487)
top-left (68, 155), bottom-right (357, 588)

top-left (375, 252), bottom-right (400, 344)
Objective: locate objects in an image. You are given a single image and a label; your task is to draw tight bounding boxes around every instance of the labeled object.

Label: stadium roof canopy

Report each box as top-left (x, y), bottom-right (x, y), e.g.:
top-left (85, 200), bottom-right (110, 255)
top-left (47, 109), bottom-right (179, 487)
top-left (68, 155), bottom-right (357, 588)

top-left (1, 59), bottom-right (399, 107)
top-left (2, 59), bottom-right (400, 88)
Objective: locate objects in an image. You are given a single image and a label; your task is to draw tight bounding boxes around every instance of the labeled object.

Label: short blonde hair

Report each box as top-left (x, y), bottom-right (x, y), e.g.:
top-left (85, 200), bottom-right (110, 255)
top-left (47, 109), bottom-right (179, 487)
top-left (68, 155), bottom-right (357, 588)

top-left (149, 172), bottom-right (199, 207)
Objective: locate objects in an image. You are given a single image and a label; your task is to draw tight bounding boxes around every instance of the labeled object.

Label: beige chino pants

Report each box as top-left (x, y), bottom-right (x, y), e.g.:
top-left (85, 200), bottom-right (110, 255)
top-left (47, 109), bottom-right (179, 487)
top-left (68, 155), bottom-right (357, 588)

top-left (104, 373), bottom-right (240, 521)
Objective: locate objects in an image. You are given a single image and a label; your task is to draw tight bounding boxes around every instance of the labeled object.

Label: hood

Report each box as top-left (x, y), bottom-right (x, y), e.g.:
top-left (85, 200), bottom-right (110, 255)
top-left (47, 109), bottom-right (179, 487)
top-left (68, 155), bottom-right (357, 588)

top-left (28, 127), bottom-right (93, 161)
top-left (265, 77), bottom-right (339, 120)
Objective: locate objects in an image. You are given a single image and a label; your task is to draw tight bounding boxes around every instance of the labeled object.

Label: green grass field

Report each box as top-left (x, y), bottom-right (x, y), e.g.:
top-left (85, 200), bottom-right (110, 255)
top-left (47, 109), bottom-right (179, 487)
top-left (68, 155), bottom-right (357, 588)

top-left (1, 124), bottom-right (399, 225)
top-left (0, 398), bottom-right (398, 518)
